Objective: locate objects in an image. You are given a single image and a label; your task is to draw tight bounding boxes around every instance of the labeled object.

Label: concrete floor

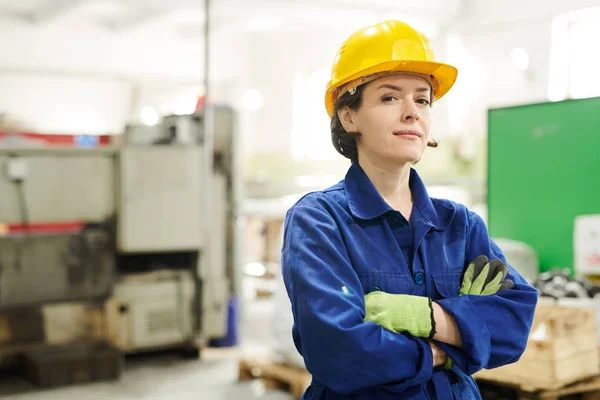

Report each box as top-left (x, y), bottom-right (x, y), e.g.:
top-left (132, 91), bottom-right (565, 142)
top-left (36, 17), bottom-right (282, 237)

top-left (0, 297), bottom-right (294, 400)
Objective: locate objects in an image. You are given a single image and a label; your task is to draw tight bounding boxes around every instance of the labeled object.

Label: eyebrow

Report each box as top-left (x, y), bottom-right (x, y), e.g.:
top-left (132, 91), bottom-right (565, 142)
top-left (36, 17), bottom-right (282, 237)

top-left (377, 84), bottom-right (430, 93)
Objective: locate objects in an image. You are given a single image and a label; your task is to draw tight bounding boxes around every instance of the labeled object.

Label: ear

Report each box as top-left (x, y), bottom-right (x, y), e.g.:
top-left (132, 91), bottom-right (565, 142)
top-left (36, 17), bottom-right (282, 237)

top-left (337, 107), bottom-right (358, 132)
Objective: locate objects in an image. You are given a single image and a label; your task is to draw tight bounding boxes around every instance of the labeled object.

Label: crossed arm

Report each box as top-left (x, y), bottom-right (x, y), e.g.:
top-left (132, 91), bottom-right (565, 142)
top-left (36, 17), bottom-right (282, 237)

top-left (282, 204), bottom-right (538, 394)
top-left (432, 302), bottom-right (463, 347)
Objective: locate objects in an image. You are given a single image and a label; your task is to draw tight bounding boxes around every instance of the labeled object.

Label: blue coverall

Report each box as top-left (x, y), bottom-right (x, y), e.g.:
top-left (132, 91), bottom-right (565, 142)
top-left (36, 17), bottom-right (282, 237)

top-left (281, 162), bottom-right (538, 399)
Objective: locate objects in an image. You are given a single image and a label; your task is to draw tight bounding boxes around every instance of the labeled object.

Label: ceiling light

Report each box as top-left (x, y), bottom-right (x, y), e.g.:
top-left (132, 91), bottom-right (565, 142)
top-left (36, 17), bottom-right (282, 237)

top-left (240, 89), bottom-right (264, 112)
top-left (140, 107), bottom-right (159, 126)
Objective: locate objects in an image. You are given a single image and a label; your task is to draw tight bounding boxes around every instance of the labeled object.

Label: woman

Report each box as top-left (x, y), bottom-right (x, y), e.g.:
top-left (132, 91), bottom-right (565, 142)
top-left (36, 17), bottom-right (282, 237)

top-left (280, 20), bottom-right (538, 399)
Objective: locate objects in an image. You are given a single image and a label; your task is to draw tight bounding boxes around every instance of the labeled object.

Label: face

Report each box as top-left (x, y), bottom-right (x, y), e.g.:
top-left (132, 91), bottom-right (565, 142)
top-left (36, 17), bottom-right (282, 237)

top-left (338, 74), bottom-right (432, 165)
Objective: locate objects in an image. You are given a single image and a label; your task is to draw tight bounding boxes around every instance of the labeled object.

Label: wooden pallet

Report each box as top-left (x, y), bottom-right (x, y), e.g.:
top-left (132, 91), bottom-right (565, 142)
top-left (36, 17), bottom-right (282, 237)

top-left (477, 375), bottom-right (600, 400)
top-left (239, 358), bottom-right (311, 399)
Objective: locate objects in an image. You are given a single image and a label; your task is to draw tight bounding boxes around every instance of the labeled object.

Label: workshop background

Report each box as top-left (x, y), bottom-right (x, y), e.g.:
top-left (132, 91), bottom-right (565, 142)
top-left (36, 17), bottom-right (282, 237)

top-left (0, 0), bottom-right (599, 399)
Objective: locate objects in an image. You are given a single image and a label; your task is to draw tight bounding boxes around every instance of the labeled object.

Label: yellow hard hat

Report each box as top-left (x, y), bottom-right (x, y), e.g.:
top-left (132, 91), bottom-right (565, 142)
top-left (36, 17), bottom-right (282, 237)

top-left (325, 20), bottom-right (458, 117)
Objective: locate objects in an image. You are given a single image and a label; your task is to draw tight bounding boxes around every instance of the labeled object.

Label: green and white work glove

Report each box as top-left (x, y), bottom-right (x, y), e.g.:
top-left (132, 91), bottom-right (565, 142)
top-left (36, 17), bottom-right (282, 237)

top-left (460, 255), bottom-right (514, 296)
top-left (364, 292), bottom-right (451, 370)
top-left (364, 291), bottom-right (435, 338)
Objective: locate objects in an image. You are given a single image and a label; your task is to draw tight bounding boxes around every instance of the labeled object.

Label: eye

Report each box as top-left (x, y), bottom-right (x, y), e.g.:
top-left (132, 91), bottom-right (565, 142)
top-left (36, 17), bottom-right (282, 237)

top-left (382, 96), bottom-right (397, 103)
top-left (416, 98), bottom-right (430, 106)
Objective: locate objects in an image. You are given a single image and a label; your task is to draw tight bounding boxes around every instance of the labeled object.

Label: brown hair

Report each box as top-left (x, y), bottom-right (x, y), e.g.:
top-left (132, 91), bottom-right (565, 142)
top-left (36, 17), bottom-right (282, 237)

top-left (330, 84), bottom-right (438, 163)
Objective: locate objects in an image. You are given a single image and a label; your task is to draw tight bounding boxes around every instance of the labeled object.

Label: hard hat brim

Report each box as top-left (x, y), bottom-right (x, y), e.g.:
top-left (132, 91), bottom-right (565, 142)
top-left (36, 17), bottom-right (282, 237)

top-left (325, 60), bottom-right (458, 117)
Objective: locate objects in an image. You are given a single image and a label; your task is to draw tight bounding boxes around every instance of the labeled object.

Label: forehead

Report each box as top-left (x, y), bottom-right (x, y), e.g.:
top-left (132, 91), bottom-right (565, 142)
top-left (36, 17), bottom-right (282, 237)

top-left (368, 74), bottom-right (432, 91)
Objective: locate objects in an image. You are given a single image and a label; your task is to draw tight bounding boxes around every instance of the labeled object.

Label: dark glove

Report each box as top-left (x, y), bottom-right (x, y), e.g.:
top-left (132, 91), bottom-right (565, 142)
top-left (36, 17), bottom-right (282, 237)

top-left (460, 255), bottom-right (514, 296)
top-left (444, 256), bottom-right (514, 370)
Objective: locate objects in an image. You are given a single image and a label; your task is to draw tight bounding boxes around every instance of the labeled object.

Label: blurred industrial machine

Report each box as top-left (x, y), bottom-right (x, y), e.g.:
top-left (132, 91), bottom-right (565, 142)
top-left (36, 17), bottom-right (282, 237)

top-left (0, 106), bottom-right (241, 357)
top-left (492, 238), bottom-right (539, 284)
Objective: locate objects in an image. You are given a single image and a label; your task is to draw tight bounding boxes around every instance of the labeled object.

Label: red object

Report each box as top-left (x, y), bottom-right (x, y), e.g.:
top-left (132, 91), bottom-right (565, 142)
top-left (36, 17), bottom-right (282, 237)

top-left (586, 254), bottom-right (600, 265)
top-left (0, 132), bottom-right (111, 146)
top-left (0, 221), bottom-right (86, 235)
top-left (195, 96), bottom-right (205, 112)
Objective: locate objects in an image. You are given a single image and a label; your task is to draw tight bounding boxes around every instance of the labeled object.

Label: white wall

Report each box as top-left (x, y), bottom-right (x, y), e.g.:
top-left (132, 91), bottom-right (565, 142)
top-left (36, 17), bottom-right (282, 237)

top-left (456, 0), bottom-right (600, 28)
top-left (443, 0), bottom-right (600, 138)
top-left (237, 27), bottom-right (345, 154)
top-left (0, 74), bottom-right (132, 133)
top-left (0, 14), bottom-right (239, 133)
top-left (2, 0), bottom-right (597, 150)
top-left (0, 2), bottom-right (459, 147)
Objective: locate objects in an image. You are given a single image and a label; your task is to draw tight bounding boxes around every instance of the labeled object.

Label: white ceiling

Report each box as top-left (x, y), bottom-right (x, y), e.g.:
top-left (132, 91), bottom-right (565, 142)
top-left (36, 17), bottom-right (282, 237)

top-left (0, 0), bottom-right (466, 84)
top-left (0, 0), bottom-right (207, 35)
top-left (0, 0), bottom-right (464, 37)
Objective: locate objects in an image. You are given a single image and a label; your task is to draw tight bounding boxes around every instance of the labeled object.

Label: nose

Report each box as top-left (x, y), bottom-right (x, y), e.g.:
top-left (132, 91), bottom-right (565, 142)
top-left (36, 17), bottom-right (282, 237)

top-left (400, 97), bottom-right (420, 122)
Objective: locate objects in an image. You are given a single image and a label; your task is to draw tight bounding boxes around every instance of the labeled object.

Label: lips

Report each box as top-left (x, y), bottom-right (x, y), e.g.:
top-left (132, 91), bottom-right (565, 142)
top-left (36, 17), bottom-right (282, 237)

top-left (393, 130), bottom-right (422, 138)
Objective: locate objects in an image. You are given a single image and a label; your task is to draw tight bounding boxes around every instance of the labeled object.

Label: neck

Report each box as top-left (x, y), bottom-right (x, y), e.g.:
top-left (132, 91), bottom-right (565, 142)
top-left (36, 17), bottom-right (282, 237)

top-left (357, 155), bottom-right (413, 210)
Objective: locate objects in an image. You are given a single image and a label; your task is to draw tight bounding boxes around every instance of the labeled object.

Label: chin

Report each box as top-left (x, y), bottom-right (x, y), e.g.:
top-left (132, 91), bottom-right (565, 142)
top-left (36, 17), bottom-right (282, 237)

top-left (389, 150), bottom-right (423, 165)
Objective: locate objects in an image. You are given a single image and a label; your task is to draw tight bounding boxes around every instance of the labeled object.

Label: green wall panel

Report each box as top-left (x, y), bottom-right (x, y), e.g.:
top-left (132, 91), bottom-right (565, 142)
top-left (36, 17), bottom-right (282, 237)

top-left (488, 97), bottom-right (600, 274)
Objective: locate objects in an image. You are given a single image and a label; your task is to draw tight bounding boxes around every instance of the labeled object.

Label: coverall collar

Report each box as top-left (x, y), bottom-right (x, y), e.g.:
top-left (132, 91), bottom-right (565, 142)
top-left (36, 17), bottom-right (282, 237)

top-left (344, 161), bottom-right (455, 230)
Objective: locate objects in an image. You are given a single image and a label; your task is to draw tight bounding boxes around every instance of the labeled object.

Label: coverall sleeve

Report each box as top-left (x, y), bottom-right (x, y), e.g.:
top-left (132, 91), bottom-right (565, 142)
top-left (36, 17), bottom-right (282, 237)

top-left (434, 211), bottom-right (538, 375)
top-left (282, 203), bottom-right (434, 395)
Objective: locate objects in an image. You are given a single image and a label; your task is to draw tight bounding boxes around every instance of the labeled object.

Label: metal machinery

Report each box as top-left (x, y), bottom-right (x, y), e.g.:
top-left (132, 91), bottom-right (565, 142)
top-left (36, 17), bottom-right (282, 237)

top-left (0, 106), bottom-right (241, 356)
